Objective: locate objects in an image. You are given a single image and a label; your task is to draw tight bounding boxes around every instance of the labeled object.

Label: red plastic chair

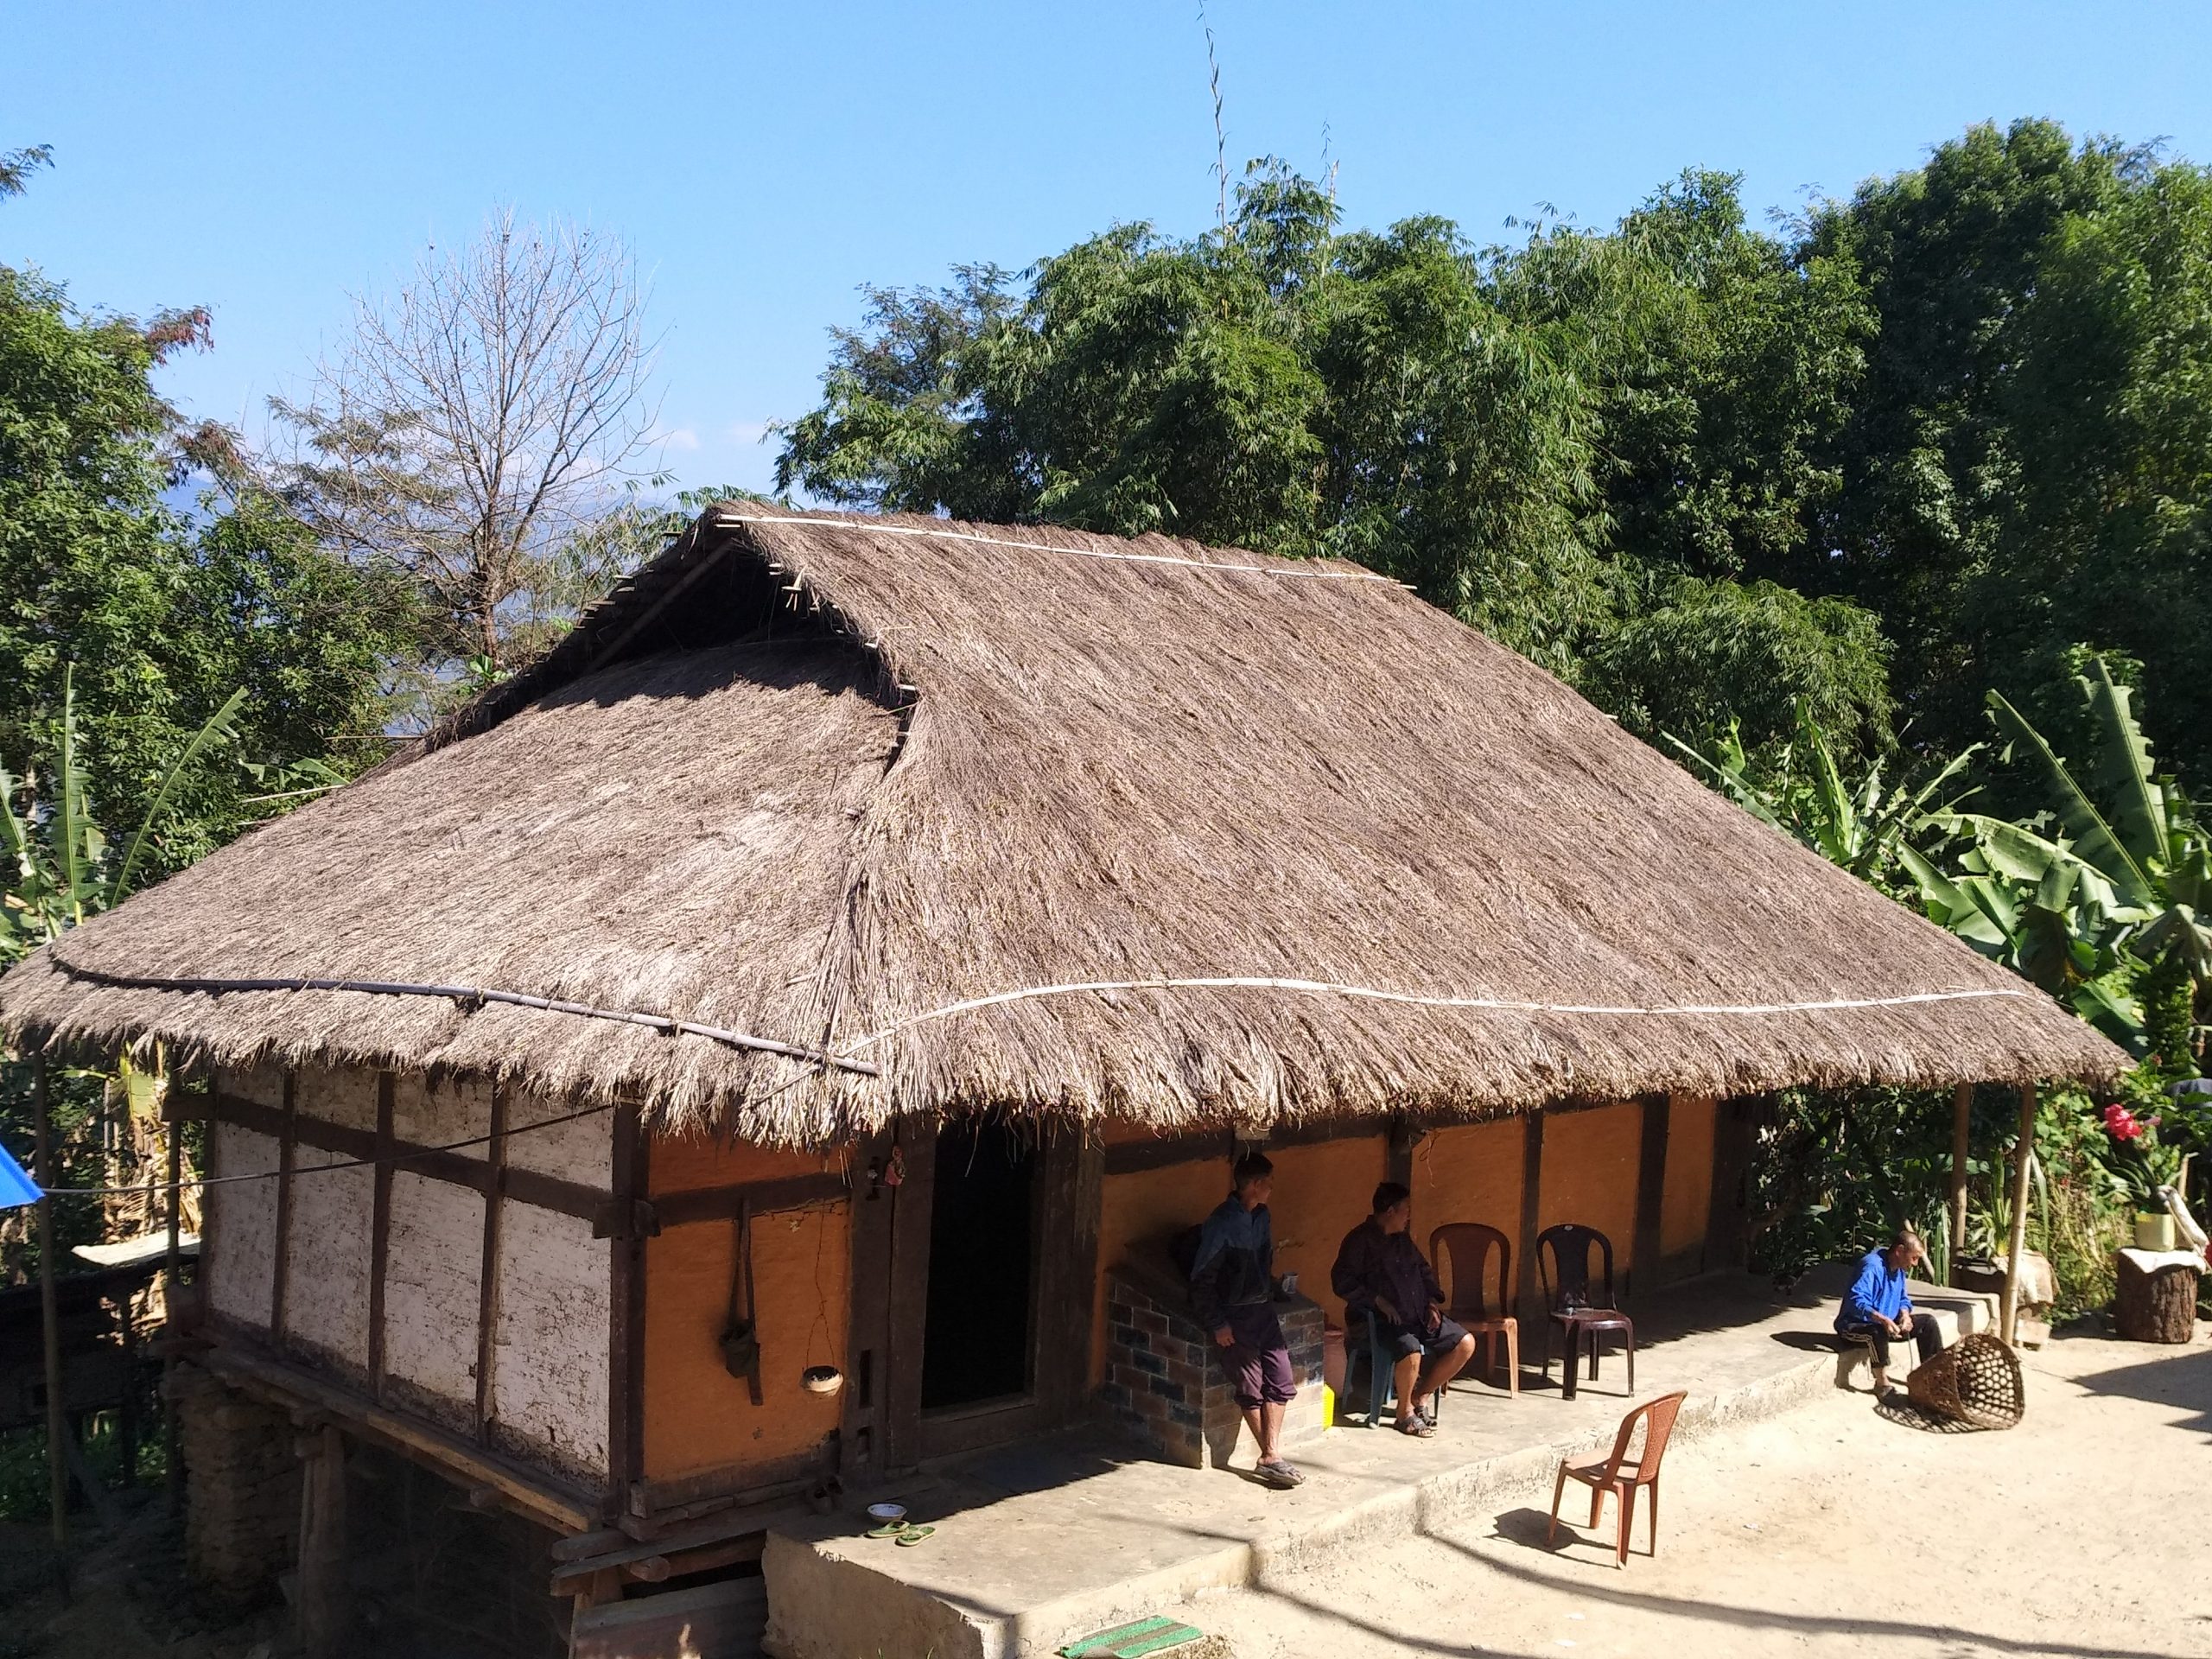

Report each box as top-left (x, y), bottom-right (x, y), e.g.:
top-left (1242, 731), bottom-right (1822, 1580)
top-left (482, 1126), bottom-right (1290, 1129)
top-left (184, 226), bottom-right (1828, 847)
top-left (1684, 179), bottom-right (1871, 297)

top-left (1429, 1223), bottom-right (1519, 1397)
top-left (1548, 1390), bottom-right (1688, 1567)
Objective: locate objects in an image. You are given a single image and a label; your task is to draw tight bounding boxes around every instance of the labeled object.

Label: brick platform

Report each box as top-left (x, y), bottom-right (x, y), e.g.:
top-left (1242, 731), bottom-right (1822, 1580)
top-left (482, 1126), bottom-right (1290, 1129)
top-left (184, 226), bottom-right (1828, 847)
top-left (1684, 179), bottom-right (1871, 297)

top-left (1100, 1255), bottom-right (1325, 1468)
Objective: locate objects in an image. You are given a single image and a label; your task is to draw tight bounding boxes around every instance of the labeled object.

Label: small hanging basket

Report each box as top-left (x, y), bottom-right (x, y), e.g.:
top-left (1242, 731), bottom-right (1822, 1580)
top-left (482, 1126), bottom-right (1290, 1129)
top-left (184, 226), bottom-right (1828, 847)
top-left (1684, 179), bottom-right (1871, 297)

top-left (1904, 1332), bottom-right (2025, 1430)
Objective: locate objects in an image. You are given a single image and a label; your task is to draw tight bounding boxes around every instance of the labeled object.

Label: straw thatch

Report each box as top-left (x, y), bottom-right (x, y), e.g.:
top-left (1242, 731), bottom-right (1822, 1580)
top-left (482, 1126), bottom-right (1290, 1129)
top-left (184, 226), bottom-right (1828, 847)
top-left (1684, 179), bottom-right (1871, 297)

top-left (0, 508), bottom-right (2125, 1144)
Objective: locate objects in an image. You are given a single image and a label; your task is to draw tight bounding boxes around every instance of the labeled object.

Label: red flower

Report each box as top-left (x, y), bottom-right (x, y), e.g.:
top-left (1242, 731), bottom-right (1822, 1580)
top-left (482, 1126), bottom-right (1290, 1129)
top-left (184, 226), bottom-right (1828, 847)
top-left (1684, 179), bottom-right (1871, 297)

top-left (2102, 1103), bottom-right (2145, 1141)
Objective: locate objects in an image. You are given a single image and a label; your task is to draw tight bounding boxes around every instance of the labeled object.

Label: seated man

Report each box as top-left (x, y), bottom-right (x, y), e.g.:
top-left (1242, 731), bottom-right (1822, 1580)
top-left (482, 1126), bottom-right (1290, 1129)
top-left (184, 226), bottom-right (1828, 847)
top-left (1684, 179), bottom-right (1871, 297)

top-left (1835, 1227), bottom-right (1942, 1394)
top-left (1190, 1151), bottom-right (1306, 1488)
top-left (1331, 1182), bottom-right (1476, 1437)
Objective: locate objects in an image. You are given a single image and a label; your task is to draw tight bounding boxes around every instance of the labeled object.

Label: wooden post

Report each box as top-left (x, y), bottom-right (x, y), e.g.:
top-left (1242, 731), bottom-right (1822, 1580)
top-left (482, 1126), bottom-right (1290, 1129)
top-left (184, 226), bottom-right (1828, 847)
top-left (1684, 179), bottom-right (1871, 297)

top-left (365, 1073), bottom-right (394, 1400)
top-left (474, 1080), bottom-right (507, 1442)
top-left (270, 1071), bottom-right (296, 1338)
top-left (1999, 1082), bottom-right (2037, 1345)
top-left (1515, 1110), bottom-right (1545, 1318)
top-left (296, 1422), bottom-right (349, 1657)
top-left (1947, 1081), bottom-right (1974, 1285)
top-left (164, 1103), bottom-right (183, 1512)
top-left (1631, 1094), bottom-right (1670, 1300)
top-left (34, 1057), bottom-right (68, 1546)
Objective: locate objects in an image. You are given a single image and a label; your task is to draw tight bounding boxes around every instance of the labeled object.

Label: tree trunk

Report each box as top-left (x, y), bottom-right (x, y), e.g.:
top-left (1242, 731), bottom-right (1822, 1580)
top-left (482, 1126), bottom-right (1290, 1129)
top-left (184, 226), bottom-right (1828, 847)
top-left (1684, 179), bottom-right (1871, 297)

top-left (2114, 1253), bottom-right (2200, 1344)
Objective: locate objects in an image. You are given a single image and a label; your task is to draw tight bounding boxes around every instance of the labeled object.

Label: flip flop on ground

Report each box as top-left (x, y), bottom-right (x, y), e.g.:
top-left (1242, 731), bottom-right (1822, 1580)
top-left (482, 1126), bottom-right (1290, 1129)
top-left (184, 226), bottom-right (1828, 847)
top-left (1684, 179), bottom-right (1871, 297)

top-left (1256, 1458), bottom-right (1306, 1487)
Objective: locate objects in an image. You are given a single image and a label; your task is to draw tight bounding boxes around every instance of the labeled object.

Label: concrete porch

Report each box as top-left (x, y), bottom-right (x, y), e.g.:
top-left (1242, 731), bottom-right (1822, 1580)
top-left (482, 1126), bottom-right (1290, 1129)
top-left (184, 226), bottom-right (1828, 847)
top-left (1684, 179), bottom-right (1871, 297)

top-left (763, 1265), bottom-right (1987, 1659)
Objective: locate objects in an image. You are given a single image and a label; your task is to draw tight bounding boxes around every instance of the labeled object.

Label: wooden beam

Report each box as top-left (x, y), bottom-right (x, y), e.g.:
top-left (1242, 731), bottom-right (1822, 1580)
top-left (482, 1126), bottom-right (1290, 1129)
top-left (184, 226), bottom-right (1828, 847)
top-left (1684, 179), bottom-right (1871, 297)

top-left (474, 1081), bottom-right (506, 1441)
top-left (647, 1172), bottom-right (849, 1229)
top-left (203, 1090), bottom-right (607, 1222)
top-left (1384, 1116), bottom-right (1416, 1191)
top-left (34, 1057), bottom-right (67, 1547)
top-left (366, 1073), bottom-right (394, 1401)
top-left (607, 1099), bottom-right (647, 1513)
top-left (2000, 1082), bottom-right (2037, 1344)
top-left (202, 1338), bottom-right (595, 1533)
top-left (1631, 1093), bottom-right (1670, 1301)
top-left (1948, 1081), bottom-right (1974, 1284)
top-left (270, 1071), bottom-right (296, 1338)
top-left (1515, 1109), bottom-right (1545, 1318)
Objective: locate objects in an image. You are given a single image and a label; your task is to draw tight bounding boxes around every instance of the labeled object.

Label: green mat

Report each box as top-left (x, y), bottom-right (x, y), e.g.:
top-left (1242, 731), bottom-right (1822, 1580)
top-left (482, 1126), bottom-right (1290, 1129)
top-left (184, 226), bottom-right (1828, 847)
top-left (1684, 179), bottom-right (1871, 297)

top-left (1057, 1613), bottom-right (1205, 1657)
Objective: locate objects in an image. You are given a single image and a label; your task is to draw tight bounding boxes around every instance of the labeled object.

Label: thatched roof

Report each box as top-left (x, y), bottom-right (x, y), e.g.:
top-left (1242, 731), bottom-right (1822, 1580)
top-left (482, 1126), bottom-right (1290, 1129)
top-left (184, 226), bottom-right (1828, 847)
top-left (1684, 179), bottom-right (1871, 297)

top-left (0, 508), bottom-right (2125, 1143)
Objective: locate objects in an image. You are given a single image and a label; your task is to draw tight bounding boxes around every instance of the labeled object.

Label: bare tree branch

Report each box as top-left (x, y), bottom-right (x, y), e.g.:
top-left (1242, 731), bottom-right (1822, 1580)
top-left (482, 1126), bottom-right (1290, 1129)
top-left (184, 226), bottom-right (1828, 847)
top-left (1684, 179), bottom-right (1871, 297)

top-left (270, 209), bottom-right (661, 676)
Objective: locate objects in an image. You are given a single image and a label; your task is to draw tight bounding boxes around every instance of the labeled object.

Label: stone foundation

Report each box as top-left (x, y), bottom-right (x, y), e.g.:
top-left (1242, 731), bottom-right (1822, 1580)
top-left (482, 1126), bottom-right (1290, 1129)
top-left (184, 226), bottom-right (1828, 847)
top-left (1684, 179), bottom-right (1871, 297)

top-left (1102, 1260), bottom-right (1325, 1468)
top-left (172, 1363), bottom-right (299, 1602)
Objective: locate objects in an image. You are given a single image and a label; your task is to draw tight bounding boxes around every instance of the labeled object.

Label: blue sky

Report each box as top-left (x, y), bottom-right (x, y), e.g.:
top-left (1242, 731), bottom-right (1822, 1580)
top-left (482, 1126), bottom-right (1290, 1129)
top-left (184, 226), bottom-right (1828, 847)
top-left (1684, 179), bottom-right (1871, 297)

top-left (7, 2), bottom-right (2210, 496)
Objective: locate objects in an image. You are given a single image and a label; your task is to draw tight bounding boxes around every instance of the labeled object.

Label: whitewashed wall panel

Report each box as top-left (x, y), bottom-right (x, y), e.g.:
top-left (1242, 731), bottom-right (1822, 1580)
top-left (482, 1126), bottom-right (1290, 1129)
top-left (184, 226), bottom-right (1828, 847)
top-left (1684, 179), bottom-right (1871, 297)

top-left (384, 1170), bottom-right (485, 1421)
top-left (282, 1143), bottom-right (374, 1370)
top-left (506, 1086), bottom-right (612, 1185)
top-left (493, 1203), bottom-right (609, 1480)
top-left (204, 1122), bottom-right (278, 1329)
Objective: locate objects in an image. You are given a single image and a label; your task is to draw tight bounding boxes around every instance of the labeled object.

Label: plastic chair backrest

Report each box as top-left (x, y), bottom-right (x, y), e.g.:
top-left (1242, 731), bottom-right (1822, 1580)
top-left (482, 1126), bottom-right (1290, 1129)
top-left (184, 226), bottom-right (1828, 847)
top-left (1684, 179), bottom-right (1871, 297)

top-left (1430, 1223), bottom-right (1513, 1321)
top-left (1537, 1224), bottom-right (1617, 1313)
top-left (1599, 1390), bottom-right (1687, 1483)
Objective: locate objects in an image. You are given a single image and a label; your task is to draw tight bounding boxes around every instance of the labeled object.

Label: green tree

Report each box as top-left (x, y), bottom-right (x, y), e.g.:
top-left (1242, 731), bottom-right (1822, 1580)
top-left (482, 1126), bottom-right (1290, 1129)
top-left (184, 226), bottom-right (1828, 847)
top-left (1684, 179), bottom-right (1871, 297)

top-left (2, 165), bottom-right (404, 879)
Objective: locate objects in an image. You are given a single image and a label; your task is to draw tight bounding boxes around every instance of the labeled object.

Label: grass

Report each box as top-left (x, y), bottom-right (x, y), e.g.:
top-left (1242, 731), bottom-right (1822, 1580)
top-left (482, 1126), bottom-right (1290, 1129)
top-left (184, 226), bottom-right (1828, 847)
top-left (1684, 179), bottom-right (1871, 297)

top-left (0, 1408), bottom-right (168, 1524)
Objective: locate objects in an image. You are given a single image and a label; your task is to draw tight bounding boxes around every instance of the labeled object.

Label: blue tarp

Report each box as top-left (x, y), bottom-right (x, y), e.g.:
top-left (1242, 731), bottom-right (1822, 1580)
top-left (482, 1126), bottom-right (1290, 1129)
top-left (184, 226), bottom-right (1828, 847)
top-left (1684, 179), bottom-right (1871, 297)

top-left (0, 1139), bottom-right (41, 1208)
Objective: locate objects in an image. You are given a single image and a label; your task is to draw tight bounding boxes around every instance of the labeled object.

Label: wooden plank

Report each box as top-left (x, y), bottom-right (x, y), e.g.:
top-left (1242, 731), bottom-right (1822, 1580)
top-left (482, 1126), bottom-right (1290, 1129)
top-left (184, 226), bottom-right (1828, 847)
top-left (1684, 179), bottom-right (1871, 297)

top-left (881, 1119), bottom-right (937, 1473)
top-left (34, 1057), bottom-right (66, 1547)
top-left (270, 1071), bottom-right (296, 1337)
top-left (1034, 1128), bottom-right (1104, 1419)
top-left (548, 1495), bottom-right (806, 1591)
top-left (568, 1577), bottom-right (766, 1659)
top-left (1705, 1096), bottom-right (1756, 1271)
top-left (201, 1339), bottom-right (595, 1533)
top-left (474, 1080), bottom-right (506, 1440)
top-left (1631, 1093), bottom-right (1670, 1300)
top-left (1385, 1115), bottom-right (1416, 1190)
top-left (367, 1073), bottom-right (395, 1400)
top-left (1516, 1108), bottom-right (1545, 1317)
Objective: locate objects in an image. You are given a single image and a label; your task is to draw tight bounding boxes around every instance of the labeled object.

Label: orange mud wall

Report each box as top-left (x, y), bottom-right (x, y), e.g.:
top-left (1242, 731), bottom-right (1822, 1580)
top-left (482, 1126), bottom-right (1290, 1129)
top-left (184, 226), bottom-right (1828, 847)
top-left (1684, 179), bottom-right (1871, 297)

top-left (1411, 1116), bottom-right (1526, 1300)
top-left (1091, 1130), bottom-right (1229, 1388)
top-left (1538, 1103), bottom-right (1645, 1283)
top-left (642, 1135), bottom-right (850, 1483)
top-left (1659, 1094), bottom-right (1718, 1275)
top-left (1264, 1137), bottom-right (1388, 1328)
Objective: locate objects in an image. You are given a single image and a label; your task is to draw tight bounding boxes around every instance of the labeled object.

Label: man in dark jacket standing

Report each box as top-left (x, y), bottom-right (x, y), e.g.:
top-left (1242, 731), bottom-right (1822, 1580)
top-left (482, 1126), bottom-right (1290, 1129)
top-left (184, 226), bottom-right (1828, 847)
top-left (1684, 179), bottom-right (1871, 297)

top-left (1332, 1182), bottom-right (1474, 1435)
top-left (1190, 1151), bottom-right (1305, 1488)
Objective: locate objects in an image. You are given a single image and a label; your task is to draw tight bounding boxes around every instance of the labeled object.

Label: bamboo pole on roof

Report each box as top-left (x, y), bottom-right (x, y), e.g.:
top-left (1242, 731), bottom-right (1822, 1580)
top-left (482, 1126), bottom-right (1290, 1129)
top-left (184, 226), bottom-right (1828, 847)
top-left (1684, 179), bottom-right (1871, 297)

top-left (34, 1055), bottom-right (67, 1545)
top-left (1999, 1082), bottom-right (2037, 1344)
top-left (1948, 1081), bottom-right (1974, 1284)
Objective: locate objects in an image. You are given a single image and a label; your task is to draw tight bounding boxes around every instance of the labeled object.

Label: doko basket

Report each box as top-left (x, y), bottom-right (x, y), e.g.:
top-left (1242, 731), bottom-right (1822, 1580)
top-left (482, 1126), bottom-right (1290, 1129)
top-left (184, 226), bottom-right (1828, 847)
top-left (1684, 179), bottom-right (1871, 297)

top-left (1904, 1332), bottom-right (2024, 1429)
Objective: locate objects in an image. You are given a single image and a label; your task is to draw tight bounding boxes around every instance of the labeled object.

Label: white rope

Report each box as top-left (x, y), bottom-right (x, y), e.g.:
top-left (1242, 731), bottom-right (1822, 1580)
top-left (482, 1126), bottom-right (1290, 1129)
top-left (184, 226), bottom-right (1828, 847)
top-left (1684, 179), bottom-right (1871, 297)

top-left (717, 513), bottom-right (1401, 583)
top-left (839, 976), bottom-right (2034, 1055)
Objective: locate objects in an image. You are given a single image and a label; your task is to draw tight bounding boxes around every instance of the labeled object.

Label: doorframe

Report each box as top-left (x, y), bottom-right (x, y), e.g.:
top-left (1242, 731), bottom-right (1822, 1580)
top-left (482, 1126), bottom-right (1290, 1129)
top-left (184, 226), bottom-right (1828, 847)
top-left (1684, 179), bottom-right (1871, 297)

top-left (865, 1116), bottom-right (1103, 1471)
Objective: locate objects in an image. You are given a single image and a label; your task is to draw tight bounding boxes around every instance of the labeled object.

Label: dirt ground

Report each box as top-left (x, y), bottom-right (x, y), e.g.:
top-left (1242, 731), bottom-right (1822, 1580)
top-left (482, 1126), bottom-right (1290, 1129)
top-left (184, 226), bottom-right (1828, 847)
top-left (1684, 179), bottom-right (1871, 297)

top-left (1197, 1327), bottom-right (2212, 1659)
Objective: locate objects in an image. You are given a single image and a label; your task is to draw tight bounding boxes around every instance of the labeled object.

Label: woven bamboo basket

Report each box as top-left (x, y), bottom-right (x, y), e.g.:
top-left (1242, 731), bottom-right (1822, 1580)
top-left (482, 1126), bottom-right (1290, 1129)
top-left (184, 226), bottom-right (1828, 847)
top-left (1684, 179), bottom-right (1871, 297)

top-left (1904, 1332), bottom-right (2024, 1429)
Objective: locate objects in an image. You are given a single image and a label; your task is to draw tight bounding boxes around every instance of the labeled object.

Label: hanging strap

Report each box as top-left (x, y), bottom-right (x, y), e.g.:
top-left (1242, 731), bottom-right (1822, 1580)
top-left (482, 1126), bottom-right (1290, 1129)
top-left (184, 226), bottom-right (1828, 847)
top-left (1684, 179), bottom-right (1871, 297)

top-left (720, 1197), bottom-right (764, 1404)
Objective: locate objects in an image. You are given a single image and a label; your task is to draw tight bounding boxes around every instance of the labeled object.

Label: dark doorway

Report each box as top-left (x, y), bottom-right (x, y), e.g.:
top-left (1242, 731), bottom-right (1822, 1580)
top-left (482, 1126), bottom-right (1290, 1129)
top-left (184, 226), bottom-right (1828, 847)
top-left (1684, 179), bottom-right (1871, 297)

top-left (919, 1118), bottom-right (1036, 1411)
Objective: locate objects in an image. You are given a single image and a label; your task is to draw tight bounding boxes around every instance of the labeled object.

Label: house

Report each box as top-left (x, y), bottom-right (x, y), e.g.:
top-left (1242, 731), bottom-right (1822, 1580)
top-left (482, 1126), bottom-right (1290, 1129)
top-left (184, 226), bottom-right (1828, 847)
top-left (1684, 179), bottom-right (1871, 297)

top-left (0, 507), bottom-right (2122, 1649)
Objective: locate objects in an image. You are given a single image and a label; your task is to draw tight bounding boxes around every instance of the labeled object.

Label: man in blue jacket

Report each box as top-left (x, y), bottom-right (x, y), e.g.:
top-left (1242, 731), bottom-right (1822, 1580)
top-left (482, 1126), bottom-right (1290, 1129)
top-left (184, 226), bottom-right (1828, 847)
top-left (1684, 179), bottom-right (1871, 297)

top-left (1190, 1152), bottom-right (1305, 1489)
top-left (1835, 1228), bottom-right (1942, 1394)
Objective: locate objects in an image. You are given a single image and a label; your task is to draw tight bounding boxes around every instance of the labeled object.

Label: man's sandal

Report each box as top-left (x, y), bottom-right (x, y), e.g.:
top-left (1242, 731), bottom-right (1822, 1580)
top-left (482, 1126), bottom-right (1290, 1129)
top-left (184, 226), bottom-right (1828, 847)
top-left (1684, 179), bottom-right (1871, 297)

top-left (1256, 1458), bottom-right (1306, 1488)
top-left (1395, 1417), bottom-right (1435, 1438)
top-left (865, 1522), bottom-right (909, 1539)
top-left (893, 1524), bottom-right (935, 1546)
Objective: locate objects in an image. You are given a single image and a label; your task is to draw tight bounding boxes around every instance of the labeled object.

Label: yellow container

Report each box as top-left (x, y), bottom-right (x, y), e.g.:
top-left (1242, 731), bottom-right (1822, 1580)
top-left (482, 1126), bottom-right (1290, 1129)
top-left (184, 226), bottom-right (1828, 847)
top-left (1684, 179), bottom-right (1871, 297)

top-left (1321, 1384), bottom-right (1336, 1428)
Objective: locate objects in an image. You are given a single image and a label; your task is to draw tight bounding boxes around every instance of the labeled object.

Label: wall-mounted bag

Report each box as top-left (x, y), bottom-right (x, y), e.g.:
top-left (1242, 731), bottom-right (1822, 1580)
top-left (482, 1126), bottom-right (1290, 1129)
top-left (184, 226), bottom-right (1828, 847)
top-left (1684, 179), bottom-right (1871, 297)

top-left (720, 1198), bottom-right (764, 1404)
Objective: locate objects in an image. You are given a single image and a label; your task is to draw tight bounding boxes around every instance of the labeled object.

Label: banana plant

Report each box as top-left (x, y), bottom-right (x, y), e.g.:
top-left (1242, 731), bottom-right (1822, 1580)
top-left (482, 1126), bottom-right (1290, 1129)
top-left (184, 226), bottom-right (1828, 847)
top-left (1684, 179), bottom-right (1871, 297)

top-left (1669, 700), bottom-right (1980, 891)
top-left (1906, 658), bottom-right (2210, 1052)
top-left (0, 668), bottom-right (249, 964)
